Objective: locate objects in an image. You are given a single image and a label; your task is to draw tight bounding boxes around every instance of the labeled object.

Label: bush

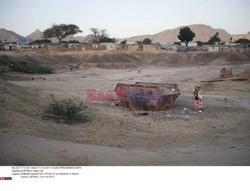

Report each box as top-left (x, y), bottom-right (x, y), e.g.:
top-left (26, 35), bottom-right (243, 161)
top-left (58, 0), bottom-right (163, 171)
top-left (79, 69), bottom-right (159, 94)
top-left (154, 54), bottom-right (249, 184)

top-left (44, 97), bottom-right (90, 124)
top-left (142, 38), bottom-right (152, 45)
top-left (9, 61), bottom-right (53, 74)
top-left (0, 54), bottom-right (53, 74)
top-left (235, 38), bottom-right (250, 44)
top-left (0, 54), bottom-right (12, 66)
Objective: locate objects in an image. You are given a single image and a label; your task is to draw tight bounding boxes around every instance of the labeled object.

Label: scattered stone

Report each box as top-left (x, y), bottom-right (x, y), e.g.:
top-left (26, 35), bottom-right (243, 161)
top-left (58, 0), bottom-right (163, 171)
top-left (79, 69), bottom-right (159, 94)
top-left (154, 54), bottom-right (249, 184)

top-left (120, 121), bottom-right (126, 125)
top-left (133, 112), bottom-right (149, 116)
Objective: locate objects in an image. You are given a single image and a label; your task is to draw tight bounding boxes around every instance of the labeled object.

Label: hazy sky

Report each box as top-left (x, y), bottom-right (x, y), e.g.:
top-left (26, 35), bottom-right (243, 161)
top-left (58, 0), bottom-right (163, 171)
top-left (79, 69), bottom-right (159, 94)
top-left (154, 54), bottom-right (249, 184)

top-left (1, 0), bottom-right (250, 38)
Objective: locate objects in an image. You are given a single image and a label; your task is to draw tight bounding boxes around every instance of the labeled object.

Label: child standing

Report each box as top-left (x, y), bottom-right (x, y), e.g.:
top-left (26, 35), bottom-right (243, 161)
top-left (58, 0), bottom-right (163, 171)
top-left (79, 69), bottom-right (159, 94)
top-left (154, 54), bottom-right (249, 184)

top-left (193, 86), bottom-right (203, 111)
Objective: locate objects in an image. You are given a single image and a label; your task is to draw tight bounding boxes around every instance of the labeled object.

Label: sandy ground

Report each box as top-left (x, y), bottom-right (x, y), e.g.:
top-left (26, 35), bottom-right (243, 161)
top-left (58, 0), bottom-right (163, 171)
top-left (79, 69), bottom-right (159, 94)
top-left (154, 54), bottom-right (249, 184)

top-left (0, 53), bottom-right (250, 165)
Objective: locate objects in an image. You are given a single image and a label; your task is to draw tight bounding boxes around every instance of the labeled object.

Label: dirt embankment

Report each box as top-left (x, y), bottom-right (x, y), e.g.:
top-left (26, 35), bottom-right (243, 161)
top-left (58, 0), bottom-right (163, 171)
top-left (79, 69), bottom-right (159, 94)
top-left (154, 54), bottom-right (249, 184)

top-left (2, 51), bottom-right (250, 69)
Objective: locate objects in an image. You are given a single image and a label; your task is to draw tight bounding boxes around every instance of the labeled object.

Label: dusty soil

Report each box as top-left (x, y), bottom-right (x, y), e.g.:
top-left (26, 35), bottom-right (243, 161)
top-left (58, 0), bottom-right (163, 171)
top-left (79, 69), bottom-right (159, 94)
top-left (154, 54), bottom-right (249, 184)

top-left (0, 51), bottom-right (250, 165)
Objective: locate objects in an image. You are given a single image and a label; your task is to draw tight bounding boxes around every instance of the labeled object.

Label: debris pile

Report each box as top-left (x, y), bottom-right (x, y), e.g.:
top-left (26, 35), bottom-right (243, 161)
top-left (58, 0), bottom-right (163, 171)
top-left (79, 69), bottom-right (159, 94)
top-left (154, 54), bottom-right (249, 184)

top-left (220, 68), bottom-right (232, 78)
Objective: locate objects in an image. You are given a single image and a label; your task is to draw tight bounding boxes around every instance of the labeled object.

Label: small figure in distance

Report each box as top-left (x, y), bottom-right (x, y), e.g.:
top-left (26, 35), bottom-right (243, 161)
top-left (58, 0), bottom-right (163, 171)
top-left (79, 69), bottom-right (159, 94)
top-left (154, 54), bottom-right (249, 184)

top-left (138, 67), bottom-right (140, 74)
top-left (70, 65), bottom-right (73, 71)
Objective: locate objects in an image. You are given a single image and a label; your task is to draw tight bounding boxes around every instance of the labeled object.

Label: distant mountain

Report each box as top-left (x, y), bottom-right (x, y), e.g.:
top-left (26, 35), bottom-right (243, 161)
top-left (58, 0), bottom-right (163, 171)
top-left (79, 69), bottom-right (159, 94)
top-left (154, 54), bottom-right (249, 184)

top-left (0, 28), bottom-right (27, 43)
top-left (1, 24), bottom-right (232, 44)
top-left (26, 29), bottom-right (43, 41)
top-left (124, 24), bottom-right (232, 43)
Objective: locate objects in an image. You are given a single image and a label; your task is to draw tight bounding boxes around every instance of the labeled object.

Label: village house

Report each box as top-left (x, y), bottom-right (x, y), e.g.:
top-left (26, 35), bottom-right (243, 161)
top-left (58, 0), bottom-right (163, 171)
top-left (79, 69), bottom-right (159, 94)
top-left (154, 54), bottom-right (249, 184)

top-left (83, 44), bottom-right (95, 51)
top-left (188, 41), bottom-right (198, 47)
top-left (232, 43), bottom-right (250, 53)
top-left (219, 46), bottom-right (232, 53)
top-left (208, 46), bottom-right (220, 52)
top-left (68, 44), bottom-right (85, 51)
top-left (142, 44), bottom-right (160, 52)
top-left (99, 43), bottom-right (117, 51)
top-left (0, 43), bottom-right (16, 51)
top-left (127, 44), bottom-right (141, 51)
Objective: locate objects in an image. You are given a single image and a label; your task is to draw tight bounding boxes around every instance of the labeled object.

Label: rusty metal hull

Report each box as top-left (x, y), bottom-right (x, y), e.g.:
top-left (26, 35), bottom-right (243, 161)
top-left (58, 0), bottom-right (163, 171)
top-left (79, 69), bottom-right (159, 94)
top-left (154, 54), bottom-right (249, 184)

top-left (115, 82), bottom-right (180, 111)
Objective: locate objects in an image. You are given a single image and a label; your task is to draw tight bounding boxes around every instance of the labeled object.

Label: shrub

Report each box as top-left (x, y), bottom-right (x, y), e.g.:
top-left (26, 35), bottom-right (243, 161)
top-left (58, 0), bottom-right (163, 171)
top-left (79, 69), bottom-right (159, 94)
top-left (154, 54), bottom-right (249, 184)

top-left (0, 54), bottom-right (12, 66)
top-left (0, 54), bottom-right (53, 74)
top-left (44, 97), bottom-right (90, 124)
top-left (9, 61), bottom-right (53, 74)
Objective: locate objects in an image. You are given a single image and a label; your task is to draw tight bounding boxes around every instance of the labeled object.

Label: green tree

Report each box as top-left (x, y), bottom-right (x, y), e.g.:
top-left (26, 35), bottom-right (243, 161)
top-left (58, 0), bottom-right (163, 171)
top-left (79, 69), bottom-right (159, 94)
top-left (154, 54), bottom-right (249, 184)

top-left (99, 37), bottom-right (116, 43)
top-left (136, 41), bottom-right (142, 45)
top-left (208, 33), bottom-right (221, 44)
top-left (142, 38), bottom-right (152, 45)
top-left (120, 40), bottom-right (127, 45)
top-left (235, 38), bottom-right (250, 44)
top-left (31, 39), bottom-right (52, 44)
top-left (120, 40), bottom-right (127, 48)
top-left (177, 26), bottom-right (195, 46)
top-left (44, 24), bottom-right (82, 43)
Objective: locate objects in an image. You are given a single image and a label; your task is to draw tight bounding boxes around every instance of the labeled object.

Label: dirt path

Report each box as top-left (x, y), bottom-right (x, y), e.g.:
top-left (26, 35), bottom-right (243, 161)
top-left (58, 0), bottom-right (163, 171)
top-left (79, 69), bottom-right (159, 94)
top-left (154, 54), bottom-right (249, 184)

top-left (1, 132), bottom-right (249, 165)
